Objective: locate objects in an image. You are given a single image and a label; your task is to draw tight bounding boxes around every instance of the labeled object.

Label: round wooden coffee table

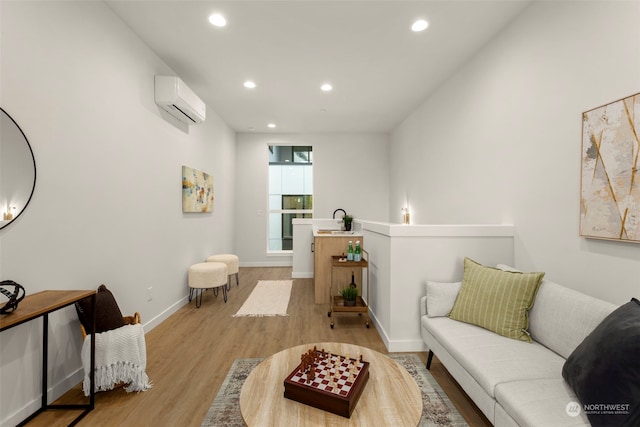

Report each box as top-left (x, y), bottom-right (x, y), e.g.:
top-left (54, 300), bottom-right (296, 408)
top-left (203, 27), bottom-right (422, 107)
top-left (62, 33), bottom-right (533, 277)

top-left (239, 342), bottom-right (422, 426)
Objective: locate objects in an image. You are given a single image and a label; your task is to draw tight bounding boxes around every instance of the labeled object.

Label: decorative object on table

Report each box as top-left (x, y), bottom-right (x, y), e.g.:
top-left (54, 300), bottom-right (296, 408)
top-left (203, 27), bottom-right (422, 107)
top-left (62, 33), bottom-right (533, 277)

top-left (182, 165), bottom-right (214, 213)
top-left (343, 214), bottom-right (353, 231)
top-left (354, 241), bottom-right (361, 262)
top-left (2, 206), bottom-right (15, 221)
top-left (0, 280), bottom-right (26, 314)
top-left (201, 354), bottom-right (468, 427)
top-left (340, 285), bottom-right (358, 307)
top-left (76, 285), bottom-right (152, 395)
top-left (283, 347), bottom-right (370, 418)
top-left (402, 207), bottom-right (411, 225)
top-left (233, 280), bottom-right (292, 317)
top-left (580, 92), bottom-right (640, 243)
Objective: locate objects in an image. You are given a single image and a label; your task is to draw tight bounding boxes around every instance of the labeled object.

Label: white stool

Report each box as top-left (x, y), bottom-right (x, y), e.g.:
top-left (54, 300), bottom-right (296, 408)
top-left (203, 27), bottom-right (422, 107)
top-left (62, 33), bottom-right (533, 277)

top-left (188, 262), bottom-right (228, 307)
top-left (206, 254), bottom-right (239, 290)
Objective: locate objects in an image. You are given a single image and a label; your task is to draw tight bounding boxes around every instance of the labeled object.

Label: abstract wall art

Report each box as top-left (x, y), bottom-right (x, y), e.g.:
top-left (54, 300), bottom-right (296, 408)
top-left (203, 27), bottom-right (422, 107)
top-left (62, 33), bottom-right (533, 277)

top-left (580, 93), bottom-right (639, 243)
top-left (182, 165), bottom-right (214, 213)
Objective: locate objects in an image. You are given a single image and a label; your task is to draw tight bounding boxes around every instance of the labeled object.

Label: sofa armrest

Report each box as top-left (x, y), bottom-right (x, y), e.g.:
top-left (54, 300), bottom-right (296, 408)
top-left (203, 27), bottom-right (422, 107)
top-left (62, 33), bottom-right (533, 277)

top-left (420, 295), bottom-right (428, 317)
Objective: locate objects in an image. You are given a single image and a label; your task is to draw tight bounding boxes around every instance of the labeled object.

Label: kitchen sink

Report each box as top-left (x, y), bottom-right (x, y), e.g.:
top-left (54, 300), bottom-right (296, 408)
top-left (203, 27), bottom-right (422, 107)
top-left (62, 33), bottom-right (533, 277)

top-left (316, 229), bottom-right (355, 235)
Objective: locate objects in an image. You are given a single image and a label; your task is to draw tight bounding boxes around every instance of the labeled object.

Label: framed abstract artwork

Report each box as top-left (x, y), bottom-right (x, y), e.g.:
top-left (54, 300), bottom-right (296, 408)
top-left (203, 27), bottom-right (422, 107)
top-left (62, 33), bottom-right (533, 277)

top-left (580, 93), bottom-right (639, 243)
top-left (182, 166), bottom-right (214, 213)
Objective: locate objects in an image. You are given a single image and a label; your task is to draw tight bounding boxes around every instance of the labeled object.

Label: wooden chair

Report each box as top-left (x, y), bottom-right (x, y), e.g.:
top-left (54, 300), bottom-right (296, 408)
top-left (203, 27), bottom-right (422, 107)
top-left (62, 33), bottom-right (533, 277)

top-left (80, 312), bottom-right (141, 340)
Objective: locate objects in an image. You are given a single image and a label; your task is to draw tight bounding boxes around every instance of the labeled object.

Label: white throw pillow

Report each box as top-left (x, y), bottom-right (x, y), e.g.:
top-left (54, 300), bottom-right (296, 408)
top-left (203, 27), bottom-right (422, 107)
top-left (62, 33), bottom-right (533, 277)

top-left (496, 264), bottom-right (522, 272)
top-left (425, 281), bottom-right (462, 317)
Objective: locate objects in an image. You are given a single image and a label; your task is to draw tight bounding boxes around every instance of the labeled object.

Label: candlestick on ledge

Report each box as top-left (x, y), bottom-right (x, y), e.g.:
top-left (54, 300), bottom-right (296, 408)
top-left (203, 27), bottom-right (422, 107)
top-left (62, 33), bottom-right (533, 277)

top-left (402, 208), bottom-right (410, 225)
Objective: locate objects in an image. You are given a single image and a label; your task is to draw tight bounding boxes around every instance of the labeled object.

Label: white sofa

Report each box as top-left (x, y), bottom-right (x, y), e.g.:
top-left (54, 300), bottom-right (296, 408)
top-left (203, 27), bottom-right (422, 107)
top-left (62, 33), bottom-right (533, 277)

top-left (420, 276), bottom-right (617, 427)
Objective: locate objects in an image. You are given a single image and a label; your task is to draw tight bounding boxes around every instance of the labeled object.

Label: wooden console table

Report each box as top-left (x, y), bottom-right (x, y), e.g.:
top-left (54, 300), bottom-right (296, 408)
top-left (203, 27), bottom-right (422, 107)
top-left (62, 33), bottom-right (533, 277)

top-left (0, 290), bottom-right (96, 426)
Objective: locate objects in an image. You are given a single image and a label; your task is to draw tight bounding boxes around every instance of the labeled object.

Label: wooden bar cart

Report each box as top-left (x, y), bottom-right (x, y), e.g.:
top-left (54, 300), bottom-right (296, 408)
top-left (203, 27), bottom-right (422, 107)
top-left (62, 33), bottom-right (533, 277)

top-left (327, 251), bottom-right (370, 328)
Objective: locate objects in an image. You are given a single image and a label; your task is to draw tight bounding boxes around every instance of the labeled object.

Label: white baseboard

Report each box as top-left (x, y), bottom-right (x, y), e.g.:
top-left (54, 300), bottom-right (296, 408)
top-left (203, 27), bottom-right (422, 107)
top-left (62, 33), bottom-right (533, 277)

top-left (368, 310), bottom-right (427, 353)
top-left (368, 310), bottom-right (390, 349)
top-left (143, 296), bottom-right (189, 333)
top-left (386, 339), bottom-right (427, 353)
top-left (240, 261), bottom-right (293, 267)
top-left (291, 272), bottom-right (313, 278)
top-left (1, 368), bottom-right (84, 427)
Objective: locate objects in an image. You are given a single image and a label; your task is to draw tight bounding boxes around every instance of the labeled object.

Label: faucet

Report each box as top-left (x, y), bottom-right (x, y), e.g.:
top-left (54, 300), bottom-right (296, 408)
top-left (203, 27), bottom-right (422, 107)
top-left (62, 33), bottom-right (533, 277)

top-left (332, 209), bottom-right (346, 220)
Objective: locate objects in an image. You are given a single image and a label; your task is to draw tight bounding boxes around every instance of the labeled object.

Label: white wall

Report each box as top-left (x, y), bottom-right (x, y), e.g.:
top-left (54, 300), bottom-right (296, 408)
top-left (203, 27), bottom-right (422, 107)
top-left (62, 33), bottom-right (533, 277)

top-left (235, 133), bottom-right (389, 266)
top-left (362, 222), bottom-right (514, 352)
top-left (390, 1), bottom-right (640, 305)
top-left (0, 2), bottom-right (236, 425)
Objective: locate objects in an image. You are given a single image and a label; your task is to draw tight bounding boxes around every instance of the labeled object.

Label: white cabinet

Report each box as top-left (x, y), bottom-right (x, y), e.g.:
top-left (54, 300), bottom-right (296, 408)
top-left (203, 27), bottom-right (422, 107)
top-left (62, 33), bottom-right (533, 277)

top-left (292, 220), bottom-right (313, 278)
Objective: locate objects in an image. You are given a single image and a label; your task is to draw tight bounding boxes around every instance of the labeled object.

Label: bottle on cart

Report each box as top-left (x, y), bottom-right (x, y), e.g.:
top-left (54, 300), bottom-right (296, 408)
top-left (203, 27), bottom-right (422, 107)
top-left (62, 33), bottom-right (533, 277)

top-left (350, 271), bottom-right (357, 288)
top-left (347, 241), bottom-right (354, 261)
top-left (354, 241), bottom-right (361, 262)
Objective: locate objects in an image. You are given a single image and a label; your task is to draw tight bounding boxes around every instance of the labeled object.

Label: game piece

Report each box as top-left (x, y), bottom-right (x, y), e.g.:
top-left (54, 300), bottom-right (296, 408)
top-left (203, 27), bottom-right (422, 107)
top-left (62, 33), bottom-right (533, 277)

top-left (284, 347), bottom-right (370, 418)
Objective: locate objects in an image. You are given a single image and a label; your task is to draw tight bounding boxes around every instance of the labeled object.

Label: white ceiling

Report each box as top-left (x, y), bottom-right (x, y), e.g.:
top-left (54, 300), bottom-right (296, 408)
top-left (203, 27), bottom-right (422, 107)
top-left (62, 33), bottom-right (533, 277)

top-left (106, 1), bottom-right (532, 133)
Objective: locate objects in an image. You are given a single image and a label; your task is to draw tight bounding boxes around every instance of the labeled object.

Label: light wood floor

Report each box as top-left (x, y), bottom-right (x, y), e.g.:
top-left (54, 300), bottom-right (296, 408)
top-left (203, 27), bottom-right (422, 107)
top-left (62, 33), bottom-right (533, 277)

top-left (28, 267), bottom-right (491, 426)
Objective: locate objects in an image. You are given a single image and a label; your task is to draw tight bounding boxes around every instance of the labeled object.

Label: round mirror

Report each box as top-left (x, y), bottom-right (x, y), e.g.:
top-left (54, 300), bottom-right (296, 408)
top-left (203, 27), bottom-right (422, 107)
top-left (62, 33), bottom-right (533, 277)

top-left (1, 108), bottom-right (36, 230)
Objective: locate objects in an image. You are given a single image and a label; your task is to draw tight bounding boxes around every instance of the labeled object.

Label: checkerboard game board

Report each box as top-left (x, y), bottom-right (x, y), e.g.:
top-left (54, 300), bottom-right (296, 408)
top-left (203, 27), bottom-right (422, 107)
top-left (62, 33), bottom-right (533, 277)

top-left (284, 347), bottom-right (370, 418)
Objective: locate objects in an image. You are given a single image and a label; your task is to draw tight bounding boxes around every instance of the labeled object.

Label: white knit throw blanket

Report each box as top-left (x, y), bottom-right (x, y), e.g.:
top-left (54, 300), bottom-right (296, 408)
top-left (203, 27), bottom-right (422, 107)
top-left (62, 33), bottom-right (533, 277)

top-left (81, 323), bottom-right (152, 396)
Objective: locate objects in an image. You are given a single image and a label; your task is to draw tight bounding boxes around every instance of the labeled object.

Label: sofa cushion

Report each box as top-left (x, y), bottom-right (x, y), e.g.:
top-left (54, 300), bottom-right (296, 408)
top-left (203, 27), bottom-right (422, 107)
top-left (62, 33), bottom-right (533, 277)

top-left (425, 281), bottom-right (461, 317)
top-left (528, 280), bottom-right (617, 359)
top-left (495, 379), bottom-right (590, 427)
top-left (562, 298), bottom-right (640, 427)
top-left (422, 315), bottom-right (565, 398)
top-left (449, 258), bottom-right (545, 342)
top-left (75, 284), bottom-right (125, 334)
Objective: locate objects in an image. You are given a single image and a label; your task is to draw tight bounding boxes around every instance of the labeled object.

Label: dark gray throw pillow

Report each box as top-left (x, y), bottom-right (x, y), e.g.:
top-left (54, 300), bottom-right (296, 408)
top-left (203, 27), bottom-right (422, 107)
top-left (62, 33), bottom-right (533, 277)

top-left (562, 298), bottom-right (640, 427)
top-left (75, 284), bottom-right (125, 334)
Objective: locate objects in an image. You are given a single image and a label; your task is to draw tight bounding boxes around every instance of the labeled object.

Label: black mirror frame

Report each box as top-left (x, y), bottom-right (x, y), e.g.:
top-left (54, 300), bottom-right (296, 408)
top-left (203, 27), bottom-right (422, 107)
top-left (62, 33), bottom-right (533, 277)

top-left (0, 107), bottom-right (37, 230)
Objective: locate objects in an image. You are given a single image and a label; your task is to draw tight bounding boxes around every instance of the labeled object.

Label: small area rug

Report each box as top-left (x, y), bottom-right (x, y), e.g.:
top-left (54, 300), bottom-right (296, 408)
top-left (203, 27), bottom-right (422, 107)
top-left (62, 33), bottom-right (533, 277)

top-left (201, 354), bottom-right (468, 426)
top-left (232, 280), bottom-right (292, 317)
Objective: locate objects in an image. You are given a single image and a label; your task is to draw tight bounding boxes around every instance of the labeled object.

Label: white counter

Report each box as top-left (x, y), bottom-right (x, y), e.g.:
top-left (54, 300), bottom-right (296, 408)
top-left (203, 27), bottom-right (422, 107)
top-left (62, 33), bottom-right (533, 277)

top-left (312, 229), bottom-right (363, 238)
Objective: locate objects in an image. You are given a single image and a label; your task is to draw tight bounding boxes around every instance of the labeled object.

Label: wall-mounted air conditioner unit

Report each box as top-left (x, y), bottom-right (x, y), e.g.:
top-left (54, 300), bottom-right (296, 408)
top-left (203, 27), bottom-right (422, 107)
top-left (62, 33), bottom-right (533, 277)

top-left (154, 75), bottom-right (206, 124)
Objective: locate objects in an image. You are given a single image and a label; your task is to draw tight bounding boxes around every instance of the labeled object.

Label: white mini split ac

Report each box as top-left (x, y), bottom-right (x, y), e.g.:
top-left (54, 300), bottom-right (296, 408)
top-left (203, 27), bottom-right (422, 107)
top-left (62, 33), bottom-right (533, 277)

top-left (154, 75), bottom-right (206, 124)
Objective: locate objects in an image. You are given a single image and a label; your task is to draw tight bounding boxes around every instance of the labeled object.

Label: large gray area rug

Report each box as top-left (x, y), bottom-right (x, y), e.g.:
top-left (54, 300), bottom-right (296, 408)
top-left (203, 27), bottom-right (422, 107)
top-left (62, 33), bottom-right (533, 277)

top-left (201, 353), bottom-right (468, 426)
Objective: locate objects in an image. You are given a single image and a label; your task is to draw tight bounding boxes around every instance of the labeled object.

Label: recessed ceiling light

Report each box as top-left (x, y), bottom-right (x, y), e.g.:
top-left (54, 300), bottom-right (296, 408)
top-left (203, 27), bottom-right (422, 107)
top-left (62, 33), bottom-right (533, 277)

top-left (267, 123), bottom-right (276, 128)
top-left (411, 19), bottom-right (429, 32)
top-left (321, 83), bottom-right (333, 92)
top-left (244, 80), bottom-right (256, 89)
top-left (208, 13), bottom-right (227, 27)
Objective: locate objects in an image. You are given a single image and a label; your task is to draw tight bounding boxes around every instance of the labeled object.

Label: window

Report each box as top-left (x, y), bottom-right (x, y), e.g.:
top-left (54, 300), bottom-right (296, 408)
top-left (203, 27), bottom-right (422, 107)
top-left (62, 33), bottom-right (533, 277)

top-left (268, 145), bottom-right (313, 252)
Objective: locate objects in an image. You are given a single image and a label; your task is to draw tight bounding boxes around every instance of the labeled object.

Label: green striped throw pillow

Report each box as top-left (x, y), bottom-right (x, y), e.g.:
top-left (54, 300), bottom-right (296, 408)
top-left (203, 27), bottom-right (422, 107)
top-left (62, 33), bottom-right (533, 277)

top-left (449, 258), bottom-right (545, 342)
